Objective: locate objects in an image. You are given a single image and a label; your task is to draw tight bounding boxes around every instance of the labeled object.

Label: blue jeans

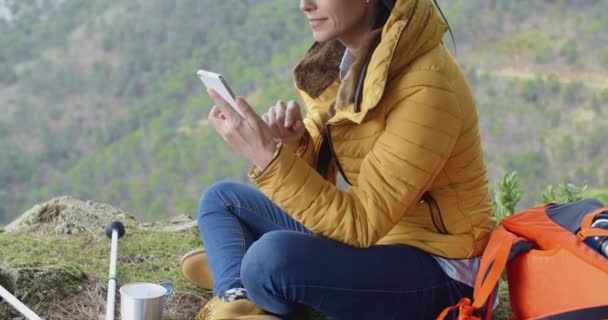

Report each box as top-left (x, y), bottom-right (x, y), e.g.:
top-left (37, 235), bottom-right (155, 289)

top-left (197, 181), bottom-right (473, 320)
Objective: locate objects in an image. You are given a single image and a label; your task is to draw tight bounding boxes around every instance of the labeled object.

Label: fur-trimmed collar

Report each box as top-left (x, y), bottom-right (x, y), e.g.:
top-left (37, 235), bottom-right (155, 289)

top-left (293, 40), bottom-right (345, 99)
top-left (292, 29), bottom-right (382, 113)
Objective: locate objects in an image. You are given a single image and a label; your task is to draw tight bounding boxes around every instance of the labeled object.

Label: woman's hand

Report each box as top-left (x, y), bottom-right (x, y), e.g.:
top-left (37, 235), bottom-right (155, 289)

top-left (207, 89), bottom-right (277, 170)
top-left (261, 100), bottom-right (306, 153)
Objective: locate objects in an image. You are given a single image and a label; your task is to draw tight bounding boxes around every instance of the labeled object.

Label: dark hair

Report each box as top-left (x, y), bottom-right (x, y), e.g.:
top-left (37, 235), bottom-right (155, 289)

top-left (373, 0), bottom-right (456, 51)
top-left (372, 0), bottom-right (394, 29)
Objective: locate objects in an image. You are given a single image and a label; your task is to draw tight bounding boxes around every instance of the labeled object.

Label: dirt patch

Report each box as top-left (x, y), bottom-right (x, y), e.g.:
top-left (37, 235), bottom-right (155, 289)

top-left (46, 278), bottom-right (206, 320)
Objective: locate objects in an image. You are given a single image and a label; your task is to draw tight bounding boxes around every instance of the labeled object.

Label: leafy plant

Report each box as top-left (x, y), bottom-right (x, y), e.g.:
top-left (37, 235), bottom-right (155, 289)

top-left (586, 188), bottom-right (608, 205)
top-left (541, 183), bottom-right (588, 204)
top-left (494, 171), bottom-right (524, 221)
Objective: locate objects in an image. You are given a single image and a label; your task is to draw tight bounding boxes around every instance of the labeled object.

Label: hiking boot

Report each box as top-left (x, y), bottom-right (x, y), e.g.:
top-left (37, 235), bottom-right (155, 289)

top-left (196, 296), bottom-right (282, 320)
top-left (180, 248), bottom-right (214, 290)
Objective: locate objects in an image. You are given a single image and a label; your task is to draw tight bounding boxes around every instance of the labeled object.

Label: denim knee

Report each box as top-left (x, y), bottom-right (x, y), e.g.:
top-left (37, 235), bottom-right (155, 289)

top-left (241, 231), bottom-right (293, 288)
top-left (241, 231), bottom-right (300, 313)
top-left (197, 180), bottom-right (239, 221)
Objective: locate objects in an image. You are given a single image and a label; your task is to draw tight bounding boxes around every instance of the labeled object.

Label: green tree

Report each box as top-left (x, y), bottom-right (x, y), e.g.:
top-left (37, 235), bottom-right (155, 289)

top-left (560, 39), bottom-right (578, 65)
top-left (0, 63), bottom-right (17, 84)
top-left (600, 48), bottom-right (608, 69)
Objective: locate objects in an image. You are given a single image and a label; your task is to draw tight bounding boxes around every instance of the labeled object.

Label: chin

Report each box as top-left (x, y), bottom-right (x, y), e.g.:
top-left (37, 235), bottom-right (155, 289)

top-left (312, 32), bottom-right (336, 43)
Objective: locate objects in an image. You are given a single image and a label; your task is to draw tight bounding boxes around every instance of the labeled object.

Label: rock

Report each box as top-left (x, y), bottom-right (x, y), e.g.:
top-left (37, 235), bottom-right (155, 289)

top-left (0, 268), bottom-right (16, 298)
top-left (4, 196), bottom-right (138, 235)
top-left (139, 214), bottom-right (198, 232)
top-left (0, 266), bottom-right (88, 319)
top-left (160, 220), bottom-right (197, 232)
top-left (4, 196), bottom-right (198, 235)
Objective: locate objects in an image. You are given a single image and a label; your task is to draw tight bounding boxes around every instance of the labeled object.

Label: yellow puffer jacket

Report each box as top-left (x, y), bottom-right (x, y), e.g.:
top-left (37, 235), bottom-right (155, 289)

top-left (250, 0), bottom-right (495, 258)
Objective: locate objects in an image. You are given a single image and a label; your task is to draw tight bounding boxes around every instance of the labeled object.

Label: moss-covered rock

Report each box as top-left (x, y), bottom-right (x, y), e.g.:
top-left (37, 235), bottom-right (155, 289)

top-left (0, 265), bottom-right (88, 319)
top-left (4, 196), bottom-right (138, 235)
top-left (1, 196), bottom-right (205, 320)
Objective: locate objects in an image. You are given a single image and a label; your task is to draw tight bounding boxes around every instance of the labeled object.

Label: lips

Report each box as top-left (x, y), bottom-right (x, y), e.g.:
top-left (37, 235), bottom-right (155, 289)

top-left (308, 18), bottom-right (327, 29)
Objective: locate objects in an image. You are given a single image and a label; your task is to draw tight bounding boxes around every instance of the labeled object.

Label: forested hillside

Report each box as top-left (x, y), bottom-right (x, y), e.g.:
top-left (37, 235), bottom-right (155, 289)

top-left (1, 0), bottom-right (607, 223)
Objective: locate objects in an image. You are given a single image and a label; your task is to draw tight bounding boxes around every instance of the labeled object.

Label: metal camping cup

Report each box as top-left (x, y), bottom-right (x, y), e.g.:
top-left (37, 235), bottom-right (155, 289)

top-left (120, 282), bottom-right (172, 320)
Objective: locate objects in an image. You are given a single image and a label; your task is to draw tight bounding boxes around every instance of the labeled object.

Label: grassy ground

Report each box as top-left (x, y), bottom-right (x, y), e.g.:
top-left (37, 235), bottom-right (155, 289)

top-left (0, 227), bottom-right (208, 319)
top-left (0, 227), bottom-right (512, 319)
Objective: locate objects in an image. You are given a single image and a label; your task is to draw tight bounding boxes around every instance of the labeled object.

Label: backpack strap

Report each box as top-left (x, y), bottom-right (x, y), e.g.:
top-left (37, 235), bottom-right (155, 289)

top-left (471, 233), bottom-right (522, 316)
top-left (578, 207), bottom-right (608, 239)
top-left (436, 227), bottom-right (529, 320)
top-left (435, 297), bottom-right (478, 320)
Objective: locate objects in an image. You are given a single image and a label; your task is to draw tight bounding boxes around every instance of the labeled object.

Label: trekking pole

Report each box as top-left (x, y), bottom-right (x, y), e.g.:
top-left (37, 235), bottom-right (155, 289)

top-left (0, 285), bottom-right (43, 320)
top-left (105, 220), bottom-right (125, 320)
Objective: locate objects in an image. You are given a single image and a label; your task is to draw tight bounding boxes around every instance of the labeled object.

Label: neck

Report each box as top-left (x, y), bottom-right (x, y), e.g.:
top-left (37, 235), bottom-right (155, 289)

top-left (339, 30), bottom-right (374, 58)
top-left (338, 5), bottom-right (378, 58)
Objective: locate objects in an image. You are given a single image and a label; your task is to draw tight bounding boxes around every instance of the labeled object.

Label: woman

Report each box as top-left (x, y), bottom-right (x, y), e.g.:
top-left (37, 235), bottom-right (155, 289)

top-left (181, 0), bottom-right (495, 319)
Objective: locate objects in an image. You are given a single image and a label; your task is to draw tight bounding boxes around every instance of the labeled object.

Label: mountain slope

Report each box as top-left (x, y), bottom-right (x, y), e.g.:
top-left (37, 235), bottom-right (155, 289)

top-left (0, 0), bottom-right (607, 223)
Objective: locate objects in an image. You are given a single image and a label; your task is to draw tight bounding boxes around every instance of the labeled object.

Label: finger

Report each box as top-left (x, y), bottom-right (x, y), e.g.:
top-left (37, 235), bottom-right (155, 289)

top-left (275, 100), bottom-right (287, 108)
top-left (210, 105), bottom-right (227, 121)
top-left (275, 101), bottom-right (287, 135)
top-left (261, 112), bottom-right (278, 139)
top-left (234, 98), bottom-right (275, 148)
top-left (208, 106), bottom-right (223, 131)
top-left (285, 101), bottom-right (302, 128)
top-left (235, 96), bottom-right (259, 120)
top-left (209, 89), bottom-right (240, 120)
top-left (267, 108), bottom-right (281, 137)
top-left (272, 101), bottom-right (285, 124)
top-left (208, 105), bottom-right (221, 121)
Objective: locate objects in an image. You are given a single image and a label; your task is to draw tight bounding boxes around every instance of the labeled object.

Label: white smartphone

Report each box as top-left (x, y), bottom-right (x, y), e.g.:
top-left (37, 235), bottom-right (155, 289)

top-left (196, 70), bottom-right (244, 117)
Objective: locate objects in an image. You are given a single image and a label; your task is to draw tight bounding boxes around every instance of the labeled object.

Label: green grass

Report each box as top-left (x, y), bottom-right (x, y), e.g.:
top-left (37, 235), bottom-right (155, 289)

top-left (0, 227), bottom-right (206, 296)
top-left (0, 227), bottom-right (513, 319)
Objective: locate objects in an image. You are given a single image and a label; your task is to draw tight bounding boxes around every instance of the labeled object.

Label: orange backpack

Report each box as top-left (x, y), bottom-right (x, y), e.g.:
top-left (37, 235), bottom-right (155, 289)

top-left (438, 199), bottom-right (608, 320)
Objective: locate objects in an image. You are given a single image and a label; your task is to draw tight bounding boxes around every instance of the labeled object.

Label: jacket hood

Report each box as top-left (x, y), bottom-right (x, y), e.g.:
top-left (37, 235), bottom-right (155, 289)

top-left (293, 0), bottom-right (448, 123)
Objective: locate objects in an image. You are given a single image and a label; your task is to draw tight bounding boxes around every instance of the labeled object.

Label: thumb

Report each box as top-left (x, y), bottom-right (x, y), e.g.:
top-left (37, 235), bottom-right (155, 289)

top-left (292, 119), bottom-right (304, 132)
top-left (290, 120), bottom-right (305, 136)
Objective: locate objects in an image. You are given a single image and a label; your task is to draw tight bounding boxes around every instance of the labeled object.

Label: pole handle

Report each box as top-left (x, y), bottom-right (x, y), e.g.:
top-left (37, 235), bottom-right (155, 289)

top-left (105, 221), bottom-right (125, 239)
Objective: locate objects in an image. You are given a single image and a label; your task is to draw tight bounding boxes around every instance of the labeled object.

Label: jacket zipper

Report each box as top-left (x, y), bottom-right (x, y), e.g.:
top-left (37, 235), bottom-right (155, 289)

top-left (422, 192), bottom-right (448, 234)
